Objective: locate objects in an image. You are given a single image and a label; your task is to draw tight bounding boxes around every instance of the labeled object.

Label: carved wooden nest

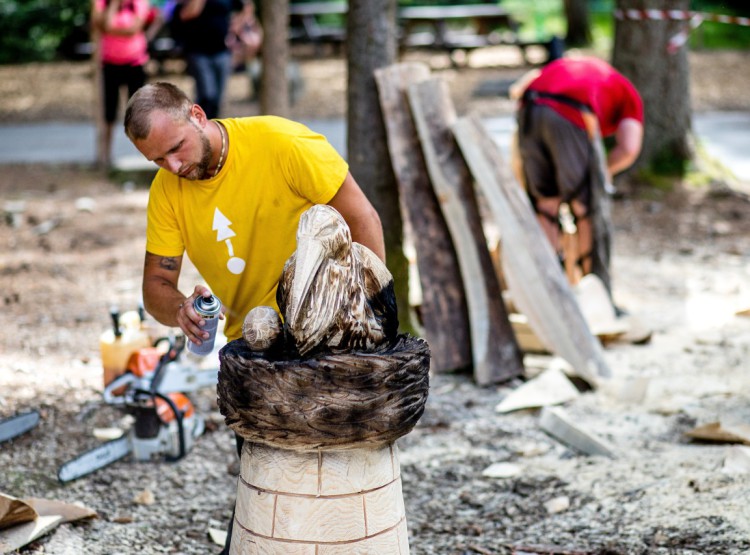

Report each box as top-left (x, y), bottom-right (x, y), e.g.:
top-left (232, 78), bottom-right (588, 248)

top-left (217, 334), bottom-right (430, 451)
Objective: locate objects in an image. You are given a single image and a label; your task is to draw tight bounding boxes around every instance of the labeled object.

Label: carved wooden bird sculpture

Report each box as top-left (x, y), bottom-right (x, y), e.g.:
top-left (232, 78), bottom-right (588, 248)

top-left (276, 204), bottom-right (398, 357)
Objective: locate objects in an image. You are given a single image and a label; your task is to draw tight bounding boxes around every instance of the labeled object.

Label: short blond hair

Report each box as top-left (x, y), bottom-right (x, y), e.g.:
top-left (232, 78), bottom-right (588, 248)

top-left (124, 82), bottom-right (193, 141)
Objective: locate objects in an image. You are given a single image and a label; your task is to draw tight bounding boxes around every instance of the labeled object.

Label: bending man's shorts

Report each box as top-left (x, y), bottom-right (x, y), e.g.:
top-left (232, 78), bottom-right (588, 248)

top-left (517, 103), bottom-right (593, 207)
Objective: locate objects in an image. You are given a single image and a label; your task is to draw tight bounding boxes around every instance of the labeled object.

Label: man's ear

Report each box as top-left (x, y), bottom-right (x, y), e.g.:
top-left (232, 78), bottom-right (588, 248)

top-left (190, 103), bottom-right (208, 126)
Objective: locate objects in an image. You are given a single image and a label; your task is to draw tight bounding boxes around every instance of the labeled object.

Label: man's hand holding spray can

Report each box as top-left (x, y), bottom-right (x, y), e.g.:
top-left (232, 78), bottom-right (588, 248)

top-left (186, 290), bottom-right (223, 356)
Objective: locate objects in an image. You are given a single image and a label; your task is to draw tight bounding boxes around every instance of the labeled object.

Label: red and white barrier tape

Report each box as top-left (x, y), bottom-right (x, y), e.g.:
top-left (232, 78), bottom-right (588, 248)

top-left (614, 9), bottom-right (750, 53)
top-left (614, 9), bottom-right (749, 26)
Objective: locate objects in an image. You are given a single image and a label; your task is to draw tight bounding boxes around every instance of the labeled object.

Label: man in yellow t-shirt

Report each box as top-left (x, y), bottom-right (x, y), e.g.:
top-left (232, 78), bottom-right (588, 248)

top-left (125, 82), bottom-right (385, 555)
top-left (124, 81), bottom-right (385, 349)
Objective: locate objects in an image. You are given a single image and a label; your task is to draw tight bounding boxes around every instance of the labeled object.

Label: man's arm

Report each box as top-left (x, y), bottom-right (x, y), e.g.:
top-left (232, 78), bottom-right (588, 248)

top-left (179, 0), bottom-right (207, 20)
top-left (508, 68), bottom-right (541, 101)
top-left (608, 118), bottom-right (643, 176)
top-left (327, 172), bottom-right (386, 262)
top-left (142, 252), bottom-right (216, 345)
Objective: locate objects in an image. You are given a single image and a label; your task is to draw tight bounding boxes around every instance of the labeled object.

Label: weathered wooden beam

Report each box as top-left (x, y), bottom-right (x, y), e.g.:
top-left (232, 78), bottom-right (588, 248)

top-left (407, 78), bottom-right (523, 386)
top-left (451, 114), bottom-right (611, 386)
top-left (539, 407), bottom-right (617, 458)
top-left (374, 62), bottom-right (472, 374)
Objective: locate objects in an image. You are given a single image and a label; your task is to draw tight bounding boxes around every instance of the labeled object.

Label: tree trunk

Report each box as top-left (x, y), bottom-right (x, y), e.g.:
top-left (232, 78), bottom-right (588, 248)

top-left (347, 0), bottom-right (414, 334)
top-left (259, 0), bottom-right (289, 116)
top-left (613, 0), bottom-right (692, 175)
top-left (564, 0), bottom-right (591, 47)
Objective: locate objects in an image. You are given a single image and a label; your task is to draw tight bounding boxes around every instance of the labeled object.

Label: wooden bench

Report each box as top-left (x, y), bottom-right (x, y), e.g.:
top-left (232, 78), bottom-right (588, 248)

top-left (289, 1), bottom-right (347, 53)
top-left (287, 2), bottom-right (554, 64)
top-left (397, 5), bottom-right (549, 65)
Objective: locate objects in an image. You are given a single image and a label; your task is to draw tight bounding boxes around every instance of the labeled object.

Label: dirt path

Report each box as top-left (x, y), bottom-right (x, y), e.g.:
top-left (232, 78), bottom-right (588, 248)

top-left (1, 49), bottom-right (750, 554)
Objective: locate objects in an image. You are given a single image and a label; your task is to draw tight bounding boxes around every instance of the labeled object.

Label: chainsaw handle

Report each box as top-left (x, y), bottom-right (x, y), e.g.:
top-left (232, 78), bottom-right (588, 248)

top-left (152, 392), bottom-right (187, 462)
top-left (149, 335), bottom-right (188, 395)
top-left (102, 372), bottom-right (137, 404)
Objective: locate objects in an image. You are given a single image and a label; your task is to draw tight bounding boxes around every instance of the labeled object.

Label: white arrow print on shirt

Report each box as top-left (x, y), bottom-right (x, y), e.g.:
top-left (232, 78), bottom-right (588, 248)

top-left (213, 207), bottom-right (246, 274)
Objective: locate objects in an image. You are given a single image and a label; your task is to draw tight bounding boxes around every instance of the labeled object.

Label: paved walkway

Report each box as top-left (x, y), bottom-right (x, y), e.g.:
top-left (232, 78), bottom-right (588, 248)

top-left (0, 112), bottom-right (747, 182)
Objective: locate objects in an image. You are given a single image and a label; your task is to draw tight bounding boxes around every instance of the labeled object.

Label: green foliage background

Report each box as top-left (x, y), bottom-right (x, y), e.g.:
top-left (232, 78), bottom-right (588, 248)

top-left (0, 0), bottom-right (90, 63)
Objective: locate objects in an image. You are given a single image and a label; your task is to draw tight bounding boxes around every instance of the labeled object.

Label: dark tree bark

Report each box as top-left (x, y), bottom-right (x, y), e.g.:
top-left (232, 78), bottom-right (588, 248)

top-left (347, 0), bottom-right (414, 333)
top-left (259, 0), bottom-right (289, 116)
top-left (564, 0), bottom-right (592, 47)
top-left (613, 0), bottom-right (693, 175)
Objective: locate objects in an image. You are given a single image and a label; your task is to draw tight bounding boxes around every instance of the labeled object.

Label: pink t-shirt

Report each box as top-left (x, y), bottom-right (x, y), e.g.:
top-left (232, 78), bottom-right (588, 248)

top-left (527, 57), bottom-right (643, 137)
top-left (97, 0), bottom-right (151, 66)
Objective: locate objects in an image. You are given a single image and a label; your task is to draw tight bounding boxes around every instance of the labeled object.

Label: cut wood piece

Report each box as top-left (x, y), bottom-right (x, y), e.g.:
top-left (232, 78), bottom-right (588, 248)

top-left (451, 114), bottom-right (611, 387)
top-left (539, 406), bottom-right (616, 458)
top-left (0, 495), bottom-right (96, 554)
top-left (407, 78), bottom-right (523, 386)
top-left (599, 376), bottom-right (650, 405)
top-left (509, 313), bottom-right (550, 354)
top-left (573, 274), bottom-right (629, 338)
top-left (723, 445), bottom-right (750, 474)
top-left (495, 368), bottom-right (580, 414)
top-left (0, 493), bottom-right (37, 530)
top-left (208, 528), bottom-right (227, 547)
top-left (685, 422), bottom-right (750, 446)
top-left (374, 62), bottom-right (472, 374)
top-left (607, 314), bottom-right (653, 346)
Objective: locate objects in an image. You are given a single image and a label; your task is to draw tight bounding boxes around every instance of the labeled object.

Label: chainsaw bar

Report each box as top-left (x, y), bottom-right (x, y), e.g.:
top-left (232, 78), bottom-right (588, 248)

top-left (58, 436), bottom-right (131, 483)
top-left (0, 410), bottom-right (40, 444)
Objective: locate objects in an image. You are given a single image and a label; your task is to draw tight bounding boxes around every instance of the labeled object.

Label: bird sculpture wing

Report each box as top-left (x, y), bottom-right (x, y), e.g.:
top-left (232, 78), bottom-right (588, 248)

top-left (352, 243), bottom-right (399, 342)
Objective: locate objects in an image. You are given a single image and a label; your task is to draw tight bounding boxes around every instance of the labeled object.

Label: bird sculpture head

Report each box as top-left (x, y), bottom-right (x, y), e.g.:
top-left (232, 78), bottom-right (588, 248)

top-left (285, 205), bottom-right (352, 332)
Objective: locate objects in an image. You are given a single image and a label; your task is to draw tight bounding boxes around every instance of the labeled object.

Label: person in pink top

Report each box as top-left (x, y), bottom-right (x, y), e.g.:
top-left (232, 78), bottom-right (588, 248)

top-left (513, 55), bottom-right (644, 303)
top-left (92, 0), bottom-right (155, 168)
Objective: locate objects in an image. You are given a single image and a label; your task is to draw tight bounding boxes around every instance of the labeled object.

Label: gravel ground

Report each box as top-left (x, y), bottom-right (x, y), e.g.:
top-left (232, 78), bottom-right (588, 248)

top-left (2, 47), bottom-right (750, 555)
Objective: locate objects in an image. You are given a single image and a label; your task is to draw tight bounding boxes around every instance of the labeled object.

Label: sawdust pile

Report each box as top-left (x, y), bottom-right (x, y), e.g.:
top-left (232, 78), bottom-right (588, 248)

top-left (2, 48), bottom-right (750, 554)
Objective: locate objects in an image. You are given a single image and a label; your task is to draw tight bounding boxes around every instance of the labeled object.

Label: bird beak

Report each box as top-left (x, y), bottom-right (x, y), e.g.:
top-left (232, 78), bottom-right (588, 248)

top-left (287, 237), bottom-right (325, 328)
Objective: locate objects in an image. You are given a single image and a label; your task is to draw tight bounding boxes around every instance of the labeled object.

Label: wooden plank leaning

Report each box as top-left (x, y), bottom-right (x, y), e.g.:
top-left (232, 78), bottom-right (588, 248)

top-left (451, 114), bottom-right (611, 387)
top-left (374, 62), bottom-right (472, 375)
top-left (407, 78), bottom-right (523, 386)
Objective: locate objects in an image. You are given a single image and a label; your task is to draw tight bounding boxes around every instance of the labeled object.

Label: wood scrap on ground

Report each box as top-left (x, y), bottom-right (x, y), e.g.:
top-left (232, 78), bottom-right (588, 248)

top-left (686, 421), bottom-right (750, 446)
top-left (0, 492), bottom-right (96, 554)
top-left (495, 368), bottom-right (580, 414)
top-left (539, 407), bottom-right (617, 458)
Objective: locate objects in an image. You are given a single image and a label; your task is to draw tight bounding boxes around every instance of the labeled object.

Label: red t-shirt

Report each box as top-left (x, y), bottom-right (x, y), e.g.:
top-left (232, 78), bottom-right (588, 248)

top-left (526, 57), bottom-right (643, 137)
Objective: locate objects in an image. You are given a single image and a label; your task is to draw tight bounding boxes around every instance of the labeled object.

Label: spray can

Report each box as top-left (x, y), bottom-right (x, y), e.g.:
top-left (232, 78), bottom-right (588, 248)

top-left (188, 295), bottom-right (222, 356)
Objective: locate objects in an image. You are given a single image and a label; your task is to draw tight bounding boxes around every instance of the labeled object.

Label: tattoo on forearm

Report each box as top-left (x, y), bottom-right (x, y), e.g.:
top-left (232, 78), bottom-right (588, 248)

top-left (159, 257), bottom-right (179, 271)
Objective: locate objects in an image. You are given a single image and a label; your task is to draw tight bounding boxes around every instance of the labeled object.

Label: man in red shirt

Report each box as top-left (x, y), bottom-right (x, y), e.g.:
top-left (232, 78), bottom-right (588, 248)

top-left (513, 56), bottom-right (644, 300)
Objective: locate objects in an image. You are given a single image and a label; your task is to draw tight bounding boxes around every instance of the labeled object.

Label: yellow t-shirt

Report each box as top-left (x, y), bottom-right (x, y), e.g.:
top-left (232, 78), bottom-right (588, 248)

top-left (145, 116), bottom-right (348, 340)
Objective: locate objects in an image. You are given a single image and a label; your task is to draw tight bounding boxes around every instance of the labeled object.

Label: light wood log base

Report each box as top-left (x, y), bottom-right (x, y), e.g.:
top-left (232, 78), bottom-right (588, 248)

top-left (230, 442), bottom-right (410, 554)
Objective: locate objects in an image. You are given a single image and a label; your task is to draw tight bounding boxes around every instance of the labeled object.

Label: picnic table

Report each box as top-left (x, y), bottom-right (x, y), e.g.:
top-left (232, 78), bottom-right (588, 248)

top-left (289, 1), bottom-right (348, 51)
top-left (398, 4), bottom-right (518, 43)
top-left (288, 2), bottom-right (552, 64)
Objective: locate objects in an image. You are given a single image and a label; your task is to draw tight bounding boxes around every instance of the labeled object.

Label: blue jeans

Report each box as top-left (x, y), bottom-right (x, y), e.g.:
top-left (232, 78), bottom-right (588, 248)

top-left (186, 50), bottom-right (232, 119)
